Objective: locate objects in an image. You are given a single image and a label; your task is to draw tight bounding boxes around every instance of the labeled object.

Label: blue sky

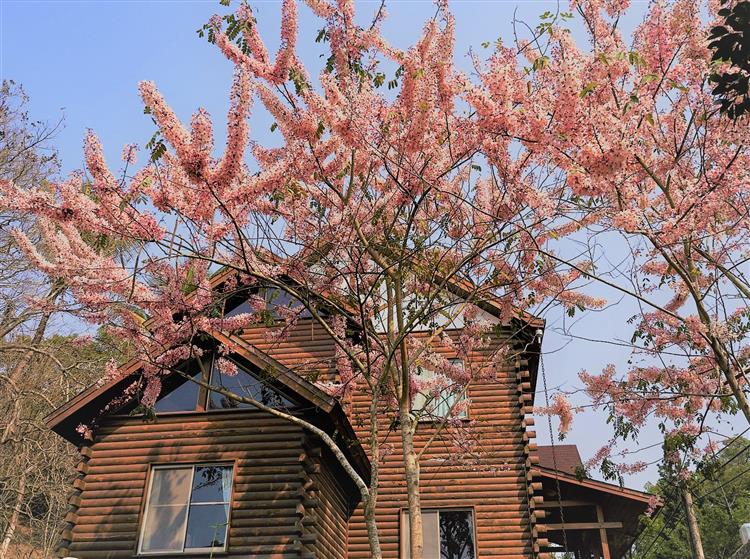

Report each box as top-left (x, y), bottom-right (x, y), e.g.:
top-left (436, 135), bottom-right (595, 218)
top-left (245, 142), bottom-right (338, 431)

top-left (4, 0), bottom-right (740, 490)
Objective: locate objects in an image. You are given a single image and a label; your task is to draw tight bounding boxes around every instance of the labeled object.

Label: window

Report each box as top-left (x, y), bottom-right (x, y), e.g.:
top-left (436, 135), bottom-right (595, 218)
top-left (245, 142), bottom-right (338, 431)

top-left (138, 464), bottom-right (233, 555)
top-left (412, 359), bottom-right (468, 420)
top-left (401, 509), bottom-right (476, 559)
top-left (207, 358), bottom-right (294, 410)
top-left (151, 354), bottom-right (296, 413)
top-left (152, 369), bottom-right (203, 413)
top-left (225, 288), bottom-right (311, 319)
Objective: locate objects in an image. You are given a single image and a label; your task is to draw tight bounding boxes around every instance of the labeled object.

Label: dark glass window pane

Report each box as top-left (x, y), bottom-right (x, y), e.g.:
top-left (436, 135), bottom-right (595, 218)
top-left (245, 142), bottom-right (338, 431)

top-left (184, 503), bottom-right (229, 549)
top-left (439, 510), bottom-right (476, 559)
top-left (224, 288), bottom-right (311, 319)
top-left (153, 370), bottom-right (202, 412)
top-left (224, 298), bottom-right (253, 318)
top-left (207, 361), bottom-right (294, 410)
top-left (191, 466), bottom-right (232, 503)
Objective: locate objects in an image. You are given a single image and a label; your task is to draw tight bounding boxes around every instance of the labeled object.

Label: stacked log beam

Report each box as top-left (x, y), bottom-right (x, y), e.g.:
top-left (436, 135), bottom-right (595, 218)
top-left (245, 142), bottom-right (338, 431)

top-left (56, 444), bottom-right (90, 558)
top-left (516, 358), bottom-right (550, 559)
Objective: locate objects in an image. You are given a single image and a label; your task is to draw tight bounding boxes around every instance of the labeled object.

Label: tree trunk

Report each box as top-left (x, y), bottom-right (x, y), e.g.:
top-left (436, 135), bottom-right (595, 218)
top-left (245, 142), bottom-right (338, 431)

top-left (363, 496), bottom-right (382, 559)
top-left (362, 391), bottom-right (383, 559)
top-left (682, 487), bottom-right (705, 559)
top-left (364, 390), bottom-right (383, 559)
top-left (393, 276), bottom-right (424, 559)
top-left (0, 467), bottom-right (29, 559)
top-left (1, 309), bottom-right (53, 444)
top-left (401, 401), bottom-right (423, 559)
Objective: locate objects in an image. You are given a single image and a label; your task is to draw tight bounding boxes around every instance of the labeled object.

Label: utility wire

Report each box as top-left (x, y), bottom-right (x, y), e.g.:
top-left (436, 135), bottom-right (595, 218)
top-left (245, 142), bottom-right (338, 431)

top-left (637, 436), bottom-right (750, 558)
top-left (631, 426), bottom-right (750, 556)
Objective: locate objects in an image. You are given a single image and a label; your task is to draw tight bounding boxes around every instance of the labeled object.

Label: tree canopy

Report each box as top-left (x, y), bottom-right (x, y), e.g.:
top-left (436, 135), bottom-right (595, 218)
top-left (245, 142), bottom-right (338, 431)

top-left (1, 0), bottom-right (750, 557)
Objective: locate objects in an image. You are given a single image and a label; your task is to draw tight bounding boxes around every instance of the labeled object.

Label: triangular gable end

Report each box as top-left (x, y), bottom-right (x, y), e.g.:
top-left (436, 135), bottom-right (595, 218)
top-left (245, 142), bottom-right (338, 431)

top-left (45, 330), bottom-right (337, 444)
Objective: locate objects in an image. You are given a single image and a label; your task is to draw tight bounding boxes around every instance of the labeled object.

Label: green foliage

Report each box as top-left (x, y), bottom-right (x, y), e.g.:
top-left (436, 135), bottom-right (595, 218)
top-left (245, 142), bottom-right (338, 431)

top-left (632, 438), bottom-right (750, 559)
top-left (145, 129), bottom-right (167, 163)
top-left (197, 2), bottom-right (254, 56)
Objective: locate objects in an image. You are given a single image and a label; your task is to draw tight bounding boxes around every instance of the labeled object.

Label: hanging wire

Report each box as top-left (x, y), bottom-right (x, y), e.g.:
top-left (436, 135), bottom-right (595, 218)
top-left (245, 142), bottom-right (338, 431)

top-left (539, 348), bottom-right (570, 554)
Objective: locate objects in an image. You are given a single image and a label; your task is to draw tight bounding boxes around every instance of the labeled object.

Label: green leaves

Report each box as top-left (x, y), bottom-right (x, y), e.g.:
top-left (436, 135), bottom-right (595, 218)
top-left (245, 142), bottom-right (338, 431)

top-left (628, 50), bottom-right (646, 67)
top-left (181, 265), bottom-right (197, 295)
top-left (130, 404), bottom-right (157, 422)
top-left (145, 131), bottom-right (166, 163)
top-left (531, 56), bottom-right (549, 72)
top-left (289, 67), bottom-right (308, 95)
top-left (315, 28), bottom-right (329, 43)
top-left (197, 5), bottom-right (255, 57)
top-left (579, 82), bottom-right (597, 98)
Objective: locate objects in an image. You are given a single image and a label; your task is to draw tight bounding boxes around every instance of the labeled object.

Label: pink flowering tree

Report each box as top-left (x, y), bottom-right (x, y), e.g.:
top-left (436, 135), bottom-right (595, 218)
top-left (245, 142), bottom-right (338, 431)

top-left (0, 1), bottom-right (601, 557)
top-left (472, 0), bottom-right (750, 479)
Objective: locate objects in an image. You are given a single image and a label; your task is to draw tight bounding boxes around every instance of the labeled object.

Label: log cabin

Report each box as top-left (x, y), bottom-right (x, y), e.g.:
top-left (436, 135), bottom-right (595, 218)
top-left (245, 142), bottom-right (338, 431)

top-left (46, 283), bottom-right (656, 559)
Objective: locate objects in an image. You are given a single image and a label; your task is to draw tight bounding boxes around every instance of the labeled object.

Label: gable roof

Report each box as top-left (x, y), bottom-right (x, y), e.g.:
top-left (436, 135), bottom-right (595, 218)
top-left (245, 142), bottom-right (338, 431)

top-left (538, 444), bottom-right (584, 476)
top-left (45, 329), bottom-right (370, 481)
top-left (537, 444), bottom-right (655, 505)
top-left (538, 466), bottom-right (656, 504)
top-left (537, 444), bottom-right (659, 558)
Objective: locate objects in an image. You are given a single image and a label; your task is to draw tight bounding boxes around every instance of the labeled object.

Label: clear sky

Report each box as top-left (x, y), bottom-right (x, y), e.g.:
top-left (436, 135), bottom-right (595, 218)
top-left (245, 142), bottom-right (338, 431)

top-left (2, 0), bottom-right (741, 490)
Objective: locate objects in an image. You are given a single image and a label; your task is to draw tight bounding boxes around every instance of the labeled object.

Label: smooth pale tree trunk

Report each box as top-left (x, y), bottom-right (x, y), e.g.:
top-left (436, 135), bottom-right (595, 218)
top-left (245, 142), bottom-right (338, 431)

top-left (401, 401), bottom-right (424, 559)
top-left (365, 390), bottom-right (383, 559)
top-left (0, 467), bottom-right (29, 559)
top-left (392, 277), bottom-right (424, 559)
top-left (682, 488), bottom-right (706, 559)
top-left (363, 495), bottom-right (382, 559)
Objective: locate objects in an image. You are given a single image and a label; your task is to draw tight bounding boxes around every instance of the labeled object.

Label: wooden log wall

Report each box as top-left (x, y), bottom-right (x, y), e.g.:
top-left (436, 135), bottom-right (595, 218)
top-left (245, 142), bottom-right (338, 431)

top-left (57, 410), bottom-right (349, 559)
top-left (303, 437), bottom-right (352, 559)
top-left (346, 329), bottom-right (546, 559)
top-left (239, 320), bottom-right (338, 383)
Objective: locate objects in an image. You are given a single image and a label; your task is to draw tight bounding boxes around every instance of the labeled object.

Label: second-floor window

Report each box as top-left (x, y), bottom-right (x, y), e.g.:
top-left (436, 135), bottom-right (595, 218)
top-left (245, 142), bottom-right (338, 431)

top-left (412, 359), bottom-right (468, 420)
top-left (138, 464), bottom-right (233, 555)
top-left (401, 508), bottom-right (476, 559)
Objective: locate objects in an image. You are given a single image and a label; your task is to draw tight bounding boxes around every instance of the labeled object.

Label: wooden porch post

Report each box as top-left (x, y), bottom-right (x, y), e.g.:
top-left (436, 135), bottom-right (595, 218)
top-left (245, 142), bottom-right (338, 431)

top-left (595, 504), bottom-right (611, 559)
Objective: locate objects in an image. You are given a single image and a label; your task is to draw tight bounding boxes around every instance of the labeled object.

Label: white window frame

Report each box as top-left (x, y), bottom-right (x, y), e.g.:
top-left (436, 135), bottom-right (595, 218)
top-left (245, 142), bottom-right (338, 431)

top-left (400, 508), bottom-right (477, 559)
top-left (137, 463), bottom-right (233, 556)
top-left (413, 358), bottom-right (469, 421)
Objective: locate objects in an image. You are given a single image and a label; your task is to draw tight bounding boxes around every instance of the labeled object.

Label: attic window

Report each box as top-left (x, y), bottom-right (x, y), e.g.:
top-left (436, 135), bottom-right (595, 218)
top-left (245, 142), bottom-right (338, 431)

top-left (207, 358), bottom-right (295, 410)
top-left (152, 369), bottom-right (203, 413)
top-left (224, 287), bottom-right (312, 319)
top-left (138, 464), bottom-right (233, 555)
top-left (151, 355), bottom-right (296, 413)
